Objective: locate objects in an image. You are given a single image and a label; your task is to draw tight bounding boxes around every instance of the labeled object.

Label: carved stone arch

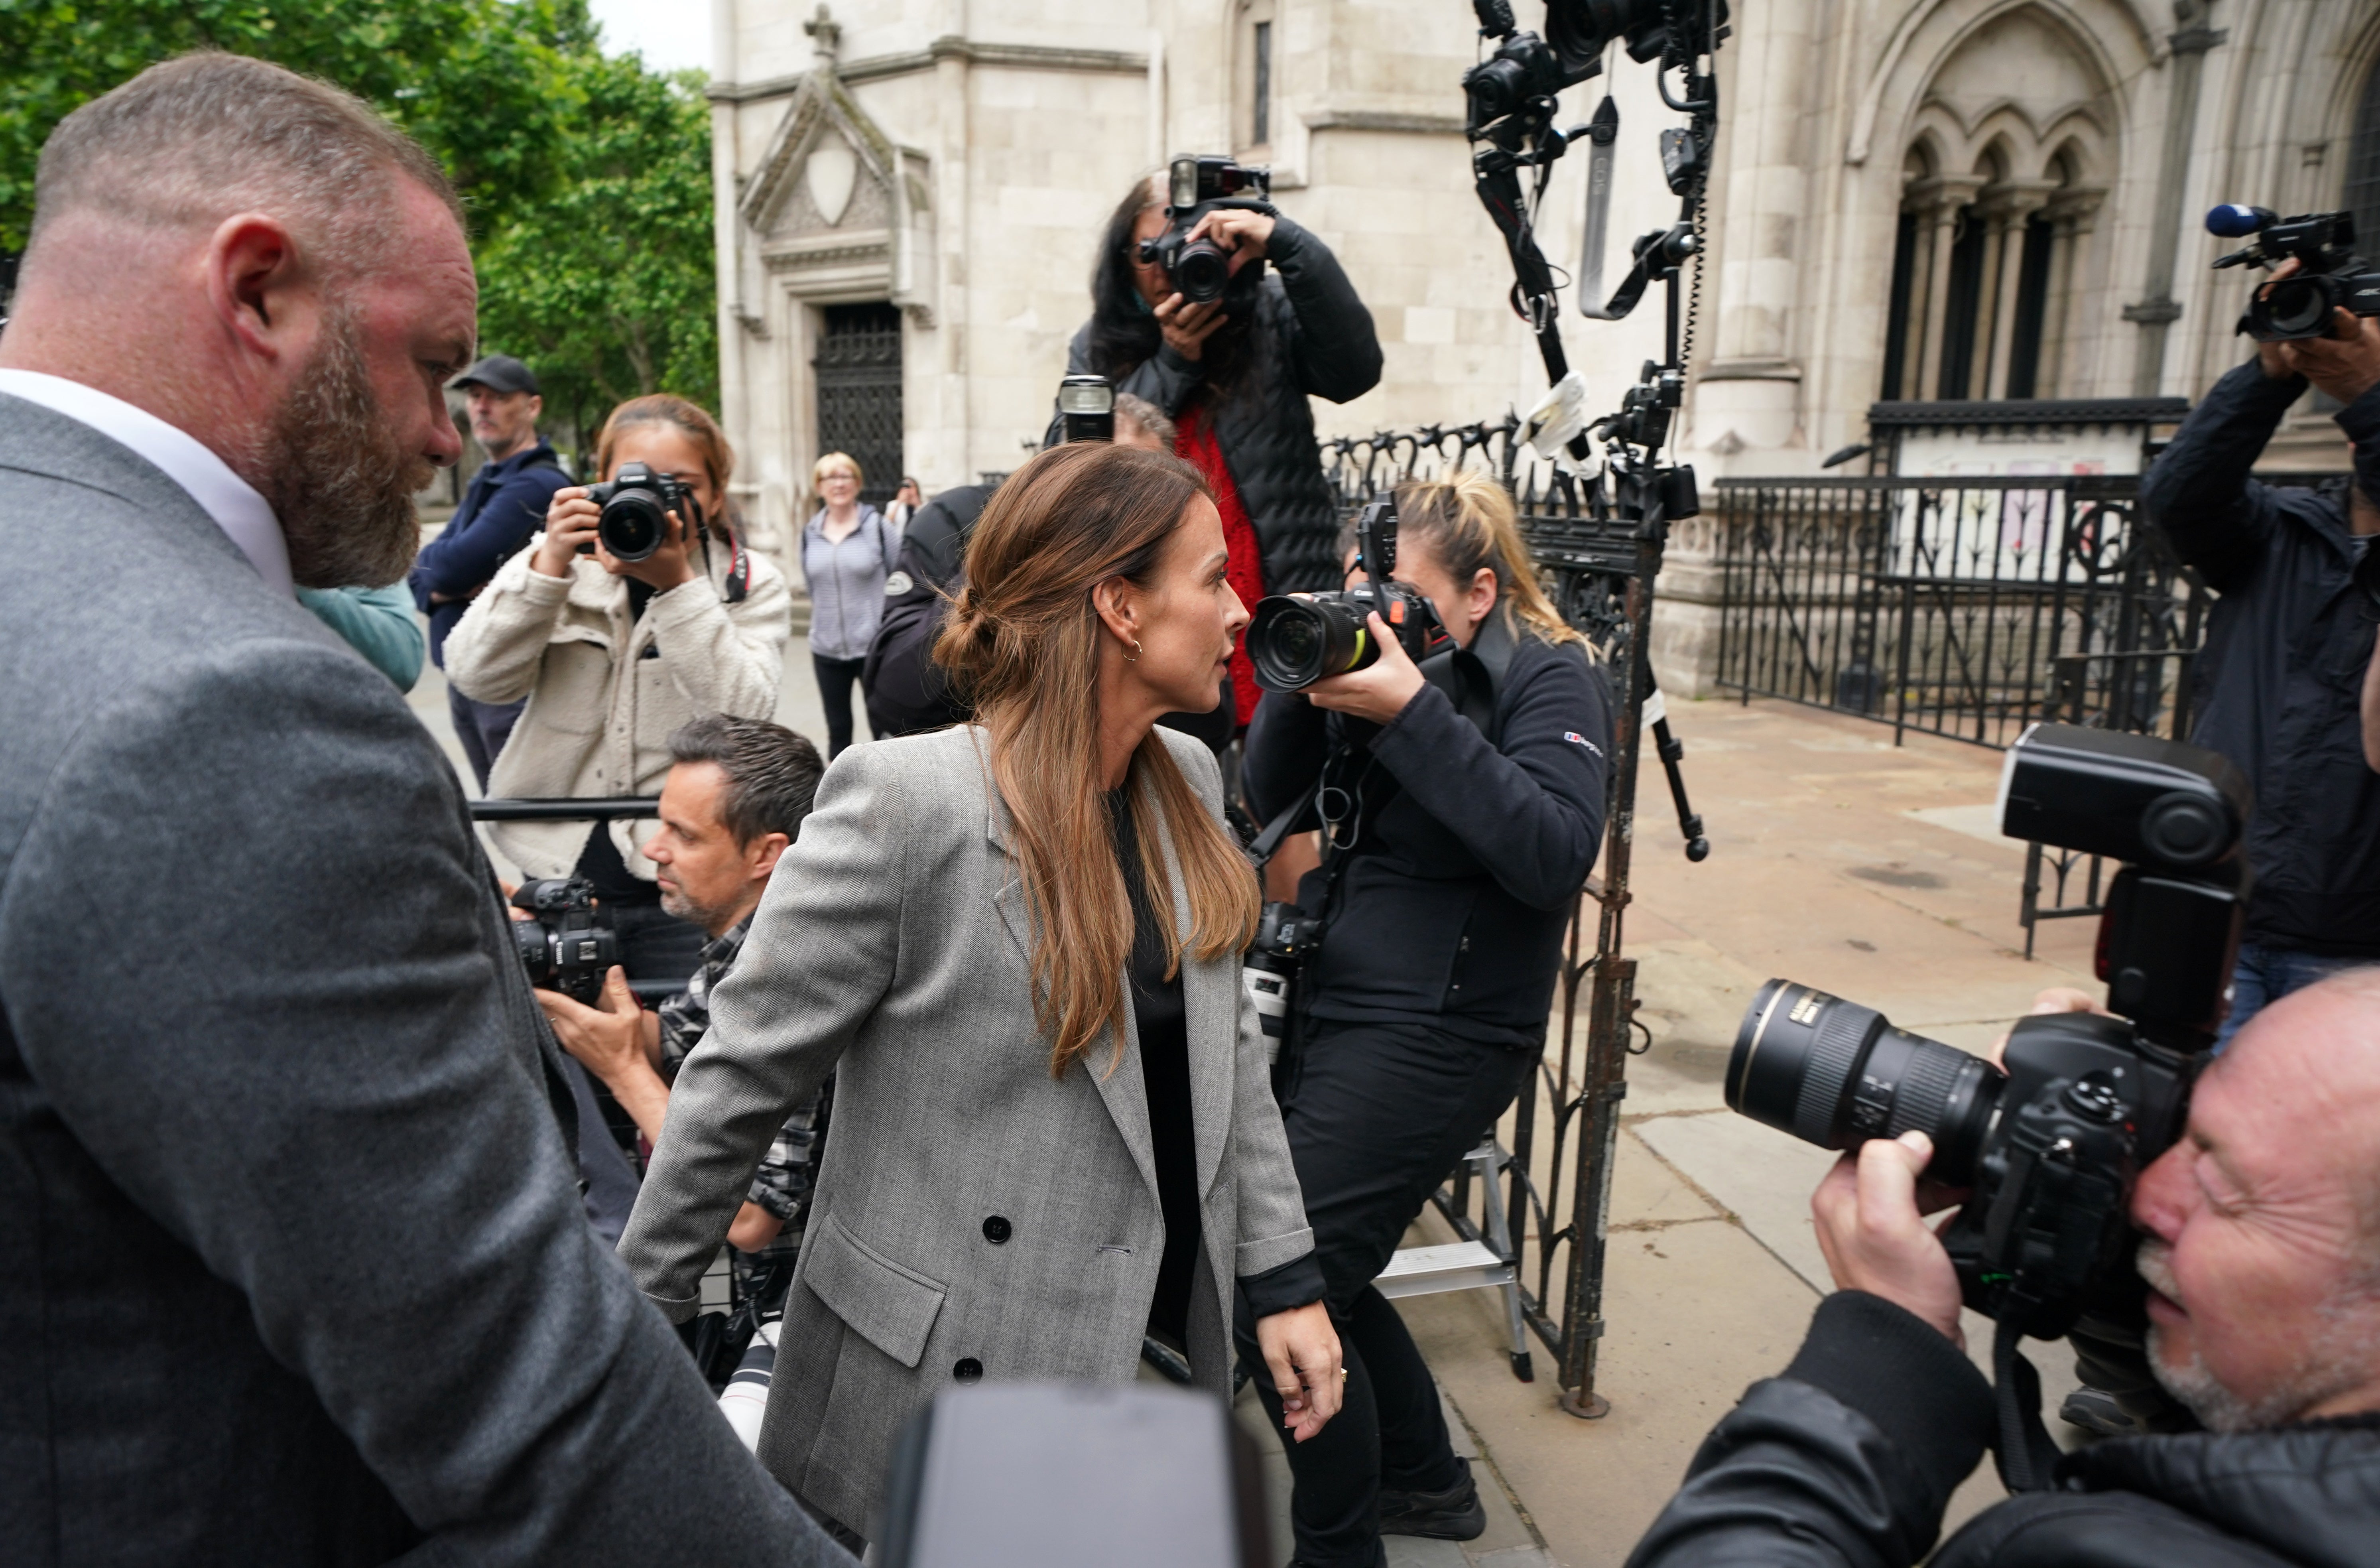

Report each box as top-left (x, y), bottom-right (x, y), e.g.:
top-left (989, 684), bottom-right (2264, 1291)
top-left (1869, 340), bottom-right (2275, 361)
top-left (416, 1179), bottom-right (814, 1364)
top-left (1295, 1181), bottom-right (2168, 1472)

top-left (1850, 0), bottom-right (2151, 168)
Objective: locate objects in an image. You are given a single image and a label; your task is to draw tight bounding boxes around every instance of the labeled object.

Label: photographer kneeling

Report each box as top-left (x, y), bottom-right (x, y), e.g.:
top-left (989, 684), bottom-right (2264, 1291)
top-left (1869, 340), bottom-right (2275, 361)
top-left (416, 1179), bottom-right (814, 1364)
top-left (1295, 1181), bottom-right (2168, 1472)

top-left (1240, 472), bottom-right (1612, 1567)
top-left (1628, 975), bottom-right (2380, 1567)
top-left (446, 396), bottom-right (792, 983)
top-left (535, 716), bottom-right (827, 1276)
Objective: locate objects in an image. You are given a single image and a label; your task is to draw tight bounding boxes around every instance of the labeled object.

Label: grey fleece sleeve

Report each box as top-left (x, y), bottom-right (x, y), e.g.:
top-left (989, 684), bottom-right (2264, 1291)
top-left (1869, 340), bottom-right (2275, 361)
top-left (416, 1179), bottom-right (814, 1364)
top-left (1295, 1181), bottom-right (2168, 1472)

top-left (0, 637), bottom-right (850, 1567)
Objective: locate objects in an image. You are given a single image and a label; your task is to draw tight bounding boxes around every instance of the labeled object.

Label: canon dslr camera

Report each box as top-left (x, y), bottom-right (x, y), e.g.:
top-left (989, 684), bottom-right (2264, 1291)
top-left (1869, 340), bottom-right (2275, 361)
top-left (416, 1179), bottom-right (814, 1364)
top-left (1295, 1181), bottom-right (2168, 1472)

top-left (584, 460), bottom-right (699, 563)
top-left (1727, 724), bottom-right (2250, 1342)
top-left (2207, 203), bottom-right (2380, 343)
top-left (1138, 154), bottom-right (1272, 307)
top-left (1245, 497), bottom-right (1451, 693)
top-left (510, 877), bottom-right (620, 1005)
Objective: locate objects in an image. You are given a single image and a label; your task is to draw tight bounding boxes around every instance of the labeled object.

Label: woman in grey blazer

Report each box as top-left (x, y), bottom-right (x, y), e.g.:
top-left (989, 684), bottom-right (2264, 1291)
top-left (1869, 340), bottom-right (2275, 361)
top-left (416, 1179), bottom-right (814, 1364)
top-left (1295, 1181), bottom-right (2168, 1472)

top-left (619, 441), bottom-right (1342, 1540)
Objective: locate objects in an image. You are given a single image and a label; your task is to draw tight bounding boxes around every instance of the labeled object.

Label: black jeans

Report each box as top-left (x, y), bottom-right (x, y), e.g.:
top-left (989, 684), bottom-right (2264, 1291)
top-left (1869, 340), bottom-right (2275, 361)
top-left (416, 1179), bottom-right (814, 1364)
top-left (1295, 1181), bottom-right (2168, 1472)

top-left (813, 653), bottom-right (868, 758)
top-left (445, 685), bottom-right (526, 792)
top-left (1238, 1019), bottom-right (1535, 1568)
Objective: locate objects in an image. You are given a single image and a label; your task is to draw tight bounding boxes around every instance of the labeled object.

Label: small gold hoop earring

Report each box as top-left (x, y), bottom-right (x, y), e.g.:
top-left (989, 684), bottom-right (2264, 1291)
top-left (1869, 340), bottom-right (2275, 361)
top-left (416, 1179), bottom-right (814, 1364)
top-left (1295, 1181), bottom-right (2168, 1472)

top-left (1124, 638), bottom-right (1143, 663)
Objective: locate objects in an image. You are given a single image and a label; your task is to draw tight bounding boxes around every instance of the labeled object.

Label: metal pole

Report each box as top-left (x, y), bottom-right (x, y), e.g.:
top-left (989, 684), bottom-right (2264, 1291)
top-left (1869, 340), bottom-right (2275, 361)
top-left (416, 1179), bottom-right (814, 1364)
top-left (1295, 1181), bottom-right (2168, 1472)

top-left (1558, 562), bottom-right (1654, 1418)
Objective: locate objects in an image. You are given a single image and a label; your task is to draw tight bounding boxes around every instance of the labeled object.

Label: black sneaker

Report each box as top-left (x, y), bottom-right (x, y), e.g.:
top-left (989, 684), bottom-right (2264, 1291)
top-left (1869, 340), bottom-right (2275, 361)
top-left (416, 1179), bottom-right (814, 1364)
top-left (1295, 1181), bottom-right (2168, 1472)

top-left (1377, 1456), bottom-right (1487, 1541)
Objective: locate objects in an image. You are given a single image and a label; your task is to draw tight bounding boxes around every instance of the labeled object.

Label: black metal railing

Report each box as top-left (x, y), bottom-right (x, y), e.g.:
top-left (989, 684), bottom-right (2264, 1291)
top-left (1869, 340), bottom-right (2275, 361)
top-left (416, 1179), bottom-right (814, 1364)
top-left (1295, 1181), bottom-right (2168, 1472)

top-left (1323, 420), bottom-right (1675, 1416)
top-left (1712, 474), bottom-right (2211, 751)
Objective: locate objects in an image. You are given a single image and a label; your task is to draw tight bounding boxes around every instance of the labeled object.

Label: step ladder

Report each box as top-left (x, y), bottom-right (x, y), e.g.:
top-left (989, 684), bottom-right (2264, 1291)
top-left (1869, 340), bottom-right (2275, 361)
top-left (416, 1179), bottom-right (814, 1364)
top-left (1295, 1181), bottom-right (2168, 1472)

top-left (1377, 1140), bottom-right (1534, 1381)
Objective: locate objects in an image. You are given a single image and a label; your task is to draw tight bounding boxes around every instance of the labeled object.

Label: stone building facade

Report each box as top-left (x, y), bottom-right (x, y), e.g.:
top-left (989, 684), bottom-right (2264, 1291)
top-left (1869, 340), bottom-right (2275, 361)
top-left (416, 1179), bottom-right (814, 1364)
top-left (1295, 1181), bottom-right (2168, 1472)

top-left (705, 0), bottom-right (2380, 549)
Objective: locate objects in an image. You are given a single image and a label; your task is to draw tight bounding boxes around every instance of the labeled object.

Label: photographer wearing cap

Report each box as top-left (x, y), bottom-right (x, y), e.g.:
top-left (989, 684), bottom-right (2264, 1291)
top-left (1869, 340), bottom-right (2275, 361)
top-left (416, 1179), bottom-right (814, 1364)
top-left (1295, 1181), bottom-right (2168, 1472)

top-left (1063, 168), bottom-right (1382, 729)
top-left (0, 53), bottom-right (846, 1564)
top-left (1238, 472), bottom-right (1612, 1567)
top-left (445, 395), bottom-right (792, 985)
top-left (537, 716), bottom-right (828, 1280)
top-left (2139, 262), bottom-right (2380, 1050)
top-left (1626, 976), bottom-right (2380, 1568)
top-left (407, 353), bottom-right (570, 786)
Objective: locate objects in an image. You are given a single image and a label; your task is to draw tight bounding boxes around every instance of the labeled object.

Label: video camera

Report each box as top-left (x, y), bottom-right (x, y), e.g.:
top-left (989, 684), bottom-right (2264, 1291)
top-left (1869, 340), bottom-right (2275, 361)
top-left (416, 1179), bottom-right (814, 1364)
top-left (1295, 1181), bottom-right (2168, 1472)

top-left (1138, 155), bottom-right (1273, 307)
top-left (508, 877), bottom-right (620, 1005)
top-left (1244, 497), bottom-right (1451, 693)
top-left (585, 460), bottom-right (701, 563)
top-left (2207, 203), bottom-right (2380, 343)
top-left (1726, 724), bottom-right (2249, 1352)
top-left (1461, 0), bottom-right (1690, 137)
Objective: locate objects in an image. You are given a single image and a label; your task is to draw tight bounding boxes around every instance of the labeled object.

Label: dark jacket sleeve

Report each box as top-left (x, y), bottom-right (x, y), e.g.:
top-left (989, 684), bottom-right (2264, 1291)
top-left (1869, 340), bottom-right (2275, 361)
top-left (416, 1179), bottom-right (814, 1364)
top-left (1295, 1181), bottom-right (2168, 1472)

top-left (2139, 360), bottom-right (2305, 594)
top-left (1054, 322), bottom-right (1206, 441)
top-left (1241, 687), bottom-right (1334, 830)
top-left (2335, 381), bottom-right (2380, 510)
top-left (1625, 1292), bottom-right (1996, 1568)
top-left (1265, 217), bottom-right (1383, 406)
top-left (1365, 647), bottom-right (1610, 912)
top-left (1, 637), bottom-right (849, 1566)
top-left (409, 462), bottom-right (569, 611)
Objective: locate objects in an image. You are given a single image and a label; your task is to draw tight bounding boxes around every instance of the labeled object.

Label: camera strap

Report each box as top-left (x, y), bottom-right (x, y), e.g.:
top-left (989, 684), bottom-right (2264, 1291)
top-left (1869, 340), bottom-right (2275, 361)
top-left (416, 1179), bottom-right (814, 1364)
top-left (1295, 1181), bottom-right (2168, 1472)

top-left (1989, 1316), bottom-right (2066, 1493)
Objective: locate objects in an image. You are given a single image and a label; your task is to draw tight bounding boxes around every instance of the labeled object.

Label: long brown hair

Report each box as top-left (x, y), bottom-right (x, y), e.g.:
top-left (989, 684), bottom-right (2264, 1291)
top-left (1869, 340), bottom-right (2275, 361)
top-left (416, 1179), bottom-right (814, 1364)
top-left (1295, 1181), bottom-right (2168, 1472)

top-left (936, 443), bottom-right (1262, 1078)
top-left (593, 394), bottom-right (738, 538)
top-left (1395, 471), bottom-right (1595, 655)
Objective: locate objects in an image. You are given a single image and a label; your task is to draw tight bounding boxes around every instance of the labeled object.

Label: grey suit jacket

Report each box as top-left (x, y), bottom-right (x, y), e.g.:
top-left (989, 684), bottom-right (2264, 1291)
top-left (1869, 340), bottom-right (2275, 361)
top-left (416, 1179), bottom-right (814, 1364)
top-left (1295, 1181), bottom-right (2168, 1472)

top-left (620, 724), bottom-right (1315, 1533)
top-left (0, 393), bottom-right (847, 1566)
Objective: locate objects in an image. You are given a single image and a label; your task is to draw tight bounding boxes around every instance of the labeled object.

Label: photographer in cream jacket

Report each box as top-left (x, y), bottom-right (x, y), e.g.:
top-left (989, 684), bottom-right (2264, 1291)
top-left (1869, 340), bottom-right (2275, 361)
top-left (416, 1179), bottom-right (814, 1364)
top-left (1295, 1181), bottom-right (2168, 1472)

top-left (445, 394), bottom-right (791, 982)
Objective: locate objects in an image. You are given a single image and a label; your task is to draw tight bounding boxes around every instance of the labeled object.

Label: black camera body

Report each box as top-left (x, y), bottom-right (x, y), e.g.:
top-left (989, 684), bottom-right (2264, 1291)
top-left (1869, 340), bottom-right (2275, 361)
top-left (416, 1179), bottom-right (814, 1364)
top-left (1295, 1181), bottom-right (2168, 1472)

top-left (584, 460), bottom-right (698, 563)
top-left (2208, 203), bottom-right (2380, 342)
top-left (510, 876), bottom-right (620, 1004)
top-left (1726, 723), bottom-right (2252, 1340)
top-left (1138, 155), bottom-right (1273, 307)
top-left (1246, 498), bottom-right (1452, 692)
top-left (1242, 901), bottom-right (1326, 1043)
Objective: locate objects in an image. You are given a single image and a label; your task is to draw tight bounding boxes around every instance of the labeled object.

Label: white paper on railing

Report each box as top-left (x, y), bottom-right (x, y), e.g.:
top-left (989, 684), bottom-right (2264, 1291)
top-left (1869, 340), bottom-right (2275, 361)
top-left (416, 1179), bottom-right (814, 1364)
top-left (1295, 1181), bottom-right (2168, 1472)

top-left (1523, 372), bottom-right (1589, 458)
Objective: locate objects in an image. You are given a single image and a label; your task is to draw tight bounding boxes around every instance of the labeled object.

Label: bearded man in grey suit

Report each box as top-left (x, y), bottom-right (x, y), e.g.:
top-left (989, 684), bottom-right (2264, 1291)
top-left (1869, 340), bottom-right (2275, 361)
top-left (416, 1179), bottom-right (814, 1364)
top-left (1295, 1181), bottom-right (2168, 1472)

top-left (0, 54), bottom-right (850, 1566)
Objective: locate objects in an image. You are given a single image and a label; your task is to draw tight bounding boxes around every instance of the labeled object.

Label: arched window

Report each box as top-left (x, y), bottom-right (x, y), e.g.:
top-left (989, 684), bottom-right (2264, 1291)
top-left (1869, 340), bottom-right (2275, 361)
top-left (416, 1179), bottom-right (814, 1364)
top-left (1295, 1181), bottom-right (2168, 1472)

top-left (2347, 57), bottom-right (2380, 252)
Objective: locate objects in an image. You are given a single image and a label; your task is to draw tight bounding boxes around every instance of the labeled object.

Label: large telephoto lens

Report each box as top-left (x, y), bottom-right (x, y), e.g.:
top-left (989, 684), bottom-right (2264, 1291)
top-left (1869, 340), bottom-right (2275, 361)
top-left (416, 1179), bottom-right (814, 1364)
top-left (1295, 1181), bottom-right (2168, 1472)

top-left (1726, 979), bottom-right (1998, 1182)
top-left (1248, 594), bottom-right (1377, 692)
top-left (598, 488), bottom-right (669, 562)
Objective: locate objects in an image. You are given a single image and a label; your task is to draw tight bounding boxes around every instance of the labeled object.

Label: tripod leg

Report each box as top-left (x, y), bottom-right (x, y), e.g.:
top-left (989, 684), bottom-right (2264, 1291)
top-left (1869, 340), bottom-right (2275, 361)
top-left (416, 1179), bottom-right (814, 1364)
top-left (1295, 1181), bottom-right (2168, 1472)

top-left (1642, 675), bottom-right (1710, 862)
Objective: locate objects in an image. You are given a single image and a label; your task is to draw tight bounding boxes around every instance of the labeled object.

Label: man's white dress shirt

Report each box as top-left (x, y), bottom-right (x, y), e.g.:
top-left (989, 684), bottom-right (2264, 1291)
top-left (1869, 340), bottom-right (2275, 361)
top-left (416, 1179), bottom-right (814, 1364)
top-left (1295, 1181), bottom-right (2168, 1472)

top-left (0, 368), bottom-right (291, 598)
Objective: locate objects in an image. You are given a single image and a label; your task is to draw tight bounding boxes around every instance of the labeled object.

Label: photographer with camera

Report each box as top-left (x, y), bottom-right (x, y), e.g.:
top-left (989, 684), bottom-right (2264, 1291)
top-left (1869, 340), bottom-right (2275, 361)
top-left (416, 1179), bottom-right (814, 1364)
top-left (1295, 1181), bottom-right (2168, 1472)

top-left (1238, 473), bottom-right (1612, 1566)
top-left (446, 394), bottom-right (791, 984)
top-left (2141, 246), bottom-right (2380, 1048)
top-left (1065, 160), bottom-right (1382, 729)
top-left (537, 716), bottom-right (827, 1269)
top-left (1626, 974), bottom-right (2380, 1567)
top-left (407, 354), bottom-right (570, 786)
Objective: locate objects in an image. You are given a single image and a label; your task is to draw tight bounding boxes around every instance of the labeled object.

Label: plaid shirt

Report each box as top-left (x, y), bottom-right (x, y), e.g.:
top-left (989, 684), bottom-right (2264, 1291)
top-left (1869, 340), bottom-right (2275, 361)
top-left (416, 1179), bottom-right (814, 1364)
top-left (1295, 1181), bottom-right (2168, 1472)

top-left (658, 916), bottom-right (828, 1272)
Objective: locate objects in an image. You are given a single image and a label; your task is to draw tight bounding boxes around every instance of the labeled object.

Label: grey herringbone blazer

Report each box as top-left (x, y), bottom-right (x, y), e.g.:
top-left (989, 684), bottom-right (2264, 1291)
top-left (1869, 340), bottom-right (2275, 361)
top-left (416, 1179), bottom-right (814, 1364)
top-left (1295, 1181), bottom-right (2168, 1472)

top-left (0, 392), bottom-right (844, 1565)
top-left (620, 723), bottom-right (1316, 1533)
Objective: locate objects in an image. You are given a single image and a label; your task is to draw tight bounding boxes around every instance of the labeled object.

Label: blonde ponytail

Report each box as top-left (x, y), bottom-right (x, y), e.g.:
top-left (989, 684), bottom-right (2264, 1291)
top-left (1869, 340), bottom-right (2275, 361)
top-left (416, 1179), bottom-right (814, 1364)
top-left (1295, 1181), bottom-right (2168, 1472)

top-left (1393, 471), bottom-right (1596, 656)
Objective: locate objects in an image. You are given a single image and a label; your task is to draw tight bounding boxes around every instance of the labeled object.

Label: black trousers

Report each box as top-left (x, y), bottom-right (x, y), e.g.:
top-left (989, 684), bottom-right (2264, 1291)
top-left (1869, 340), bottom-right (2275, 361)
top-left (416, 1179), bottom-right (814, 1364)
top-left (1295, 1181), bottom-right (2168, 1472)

top-left (1236, 1019), bottom-right (1535, 1568)
top-left (812, 653), bottom-right (868, 758)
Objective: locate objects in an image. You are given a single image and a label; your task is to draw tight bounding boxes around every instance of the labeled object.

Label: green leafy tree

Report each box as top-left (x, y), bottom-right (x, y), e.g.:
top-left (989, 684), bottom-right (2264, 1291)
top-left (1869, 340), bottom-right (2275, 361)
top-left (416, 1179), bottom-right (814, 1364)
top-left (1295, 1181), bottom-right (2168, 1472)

top-left (474, 52), bottom-right (720, 439)
top-left (0, 0), bottom-right (721, 436)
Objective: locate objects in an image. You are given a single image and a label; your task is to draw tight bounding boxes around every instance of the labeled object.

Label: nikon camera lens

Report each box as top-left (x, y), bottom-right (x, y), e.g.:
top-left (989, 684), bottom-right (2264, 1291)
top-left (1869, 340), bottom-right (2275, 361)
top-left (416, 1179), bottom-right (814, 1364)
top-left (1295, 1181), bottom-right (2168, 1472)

top-left (1246, 593), bottom-right (1378, 693)
top-left (1726, 979), bottom-right (1999, 1183)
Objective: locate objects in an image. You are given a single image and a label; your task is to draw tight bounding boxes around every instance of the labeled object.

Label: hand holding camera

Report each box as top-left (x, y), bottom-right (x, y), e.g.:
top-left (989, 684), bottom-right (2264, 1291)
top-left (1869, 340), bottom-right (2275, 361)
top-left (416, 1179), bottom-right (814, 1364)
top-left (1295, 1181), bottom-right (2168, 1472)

top-left (2250, 261), bottom-right (2380, 404)
top-left (1302, 611), bottom-right (1427, 723)
top-left (533, 462), bottom-right (701, 591)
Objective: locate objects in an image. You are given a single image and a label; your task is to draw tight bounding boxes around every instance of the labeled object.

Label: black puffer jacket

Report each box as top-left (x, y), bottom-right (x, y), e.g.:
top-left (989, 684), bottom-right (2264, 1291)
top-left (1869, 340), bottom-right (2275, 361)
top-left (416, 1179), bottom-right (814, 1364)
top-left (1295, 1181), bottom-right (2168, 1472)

top-left (2140, 363), bottom-right (2380, 955)
top-left (1627, 1291), bottom-right (2380, 1568)
top-left (1059, 217), bottom-right (1382, 594)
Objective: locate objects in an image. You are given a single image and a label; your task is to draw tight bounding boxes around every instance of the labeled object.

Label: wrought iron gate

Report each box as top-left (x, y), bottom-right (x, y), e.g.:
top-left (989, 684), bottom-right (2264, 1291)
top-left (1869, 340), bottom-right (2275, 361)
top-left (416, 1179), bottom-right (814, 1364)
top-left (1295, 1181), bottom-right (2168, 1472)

top-left (813, 303), bottom-right (903, 509)
top-left (1323, 420), bottom-right (1671, 1417)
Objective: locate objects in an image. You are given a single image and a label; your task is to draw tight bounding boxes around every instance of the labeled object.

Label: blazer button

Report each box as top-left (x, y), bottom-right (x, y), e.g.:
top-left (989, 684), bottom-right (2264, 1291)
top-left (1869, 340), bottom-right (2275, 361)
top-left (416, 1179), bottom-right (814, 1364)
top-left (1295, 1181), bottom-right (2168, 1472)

top-left (953, 1357), bottom-right (983, 1383)
top-left (982, 1215), bottom-right (1012, 1244)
